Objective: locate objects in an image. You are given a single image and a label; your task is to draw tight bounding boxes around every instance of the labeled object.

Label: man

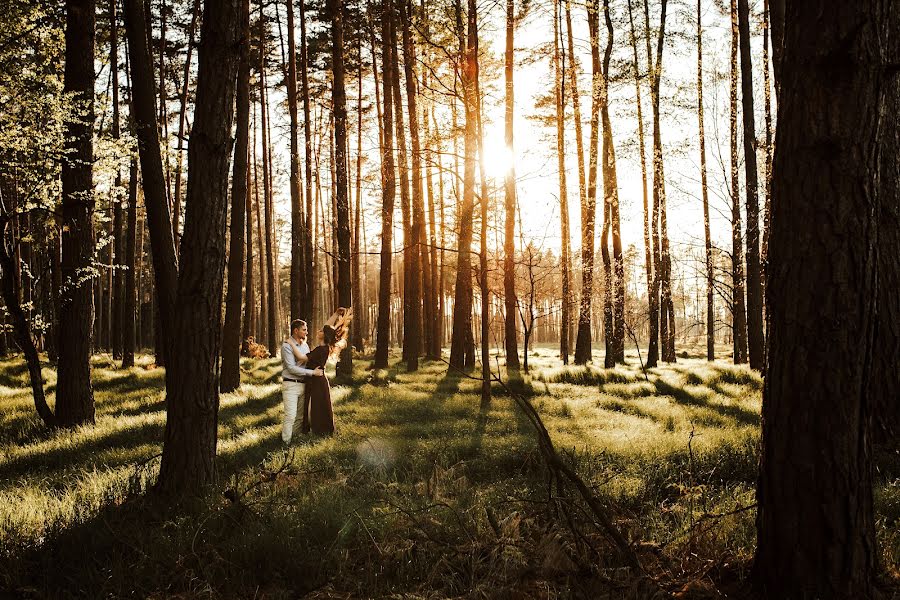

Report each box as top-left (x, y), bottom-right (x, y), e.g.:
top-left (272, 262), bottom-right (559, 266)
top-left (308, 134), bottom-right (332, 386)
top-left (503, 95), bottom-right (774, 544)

top-left (281, 319), bottom-right (323, 444)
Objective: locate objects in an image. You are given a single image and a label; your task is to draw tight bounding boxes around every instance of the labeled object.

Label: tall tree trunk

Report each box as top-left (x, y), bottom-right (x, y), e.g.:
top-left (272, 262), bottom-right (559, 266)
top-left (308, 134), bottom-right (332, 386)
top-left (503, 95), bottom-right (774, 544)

top-left (374, 0), bottom-right (397, 370)
top-left (729, 0), bottom-right (748, 364)
top-left (331, 0), bottom-right (353, 376)
top-left (252, 111), bottom-right (267, 343)
top-left (172, 0), bottom-right (201, 242)
top-left (568, 0), bottom-right (593, 365)
top-left (753, 1), bottom-right (884, 593)
top-left (554, 0), bottom-right (571, 365)
top-left (590, 0), bottom-right (611, 367)
top-left (738, 0), bottom-right (764, 370)
top-left (57, 0), bottom-right (97, 427)
top-left (259, 19), bottom-right (277, 356)
top-left (872, 5), bottom-right (900, 446)
top-left (0, 205), bottom-right (55, 427)
top-left (351, 35), bottom-right (364, 352)
top-left (761, 0), bottom-right (772, 288)
top-left (123, 0), bottom-right (179, 362)
top-left (448, 0), bottom-right (476, 370)
top-left (697, 0), bottom-right (714, 361)
top-left (242, 158), bottom-right (256, 351)
top-left (299, 0), bottom-right (315, 321)
top-left (221, 0), bottom-right (250, 393)
top-left (605, 0), bottom-right (625, 365)
top-left (627, 0), bottom-right (654, 368)
top-left (648, 0), bottom-right (674, 364)
top-left (158, 0), bottom-right (173, 219)
top-left (156, 0), bottom-right (240, 495)
top-left (434, 105), bottom-right (445, 355)
top-left (387, 6), bottom-right (412, 364)
top-left (285, 0), bottom-right (306, 322)
top-left (767, 0), bottom-right (783, 98)
top-left (502, 0), bottom-right (519, 370)
top-left (122, 159), bottom-right (137, 367)
top-left (471, 0), bottom-right (490, 403)
top-left (111, 0), bottom-right (124, 361)
top-left (398, 0), bottom-right (422, 371)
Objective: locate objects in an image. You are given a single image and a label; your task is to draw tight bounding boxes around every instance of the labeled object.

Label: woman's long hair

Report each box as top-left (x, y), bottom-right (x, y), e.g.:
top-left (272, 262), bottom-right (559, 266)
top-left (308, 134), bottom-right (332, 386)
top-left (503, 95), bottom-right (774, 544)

top-left (320, 308), bottom-right (353, 357)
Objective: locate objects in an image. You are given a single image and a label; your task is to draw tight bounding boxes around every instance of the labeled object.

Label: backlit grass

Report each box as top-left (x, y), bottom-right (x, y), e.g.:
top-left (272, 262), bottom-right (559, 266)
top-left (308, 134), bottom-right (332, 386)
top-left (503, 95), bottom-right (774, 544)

top-left (0, 347), bottom-right (896, 598)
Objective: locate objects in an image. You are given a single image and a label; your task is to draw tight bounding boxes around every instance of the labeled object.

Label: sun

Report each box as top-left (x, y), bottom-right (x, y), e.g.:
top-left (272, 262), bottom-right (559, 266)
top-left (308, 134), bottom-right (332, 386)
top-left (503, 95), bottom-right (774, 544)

top-left (480, 136), bottom-right (515, 178)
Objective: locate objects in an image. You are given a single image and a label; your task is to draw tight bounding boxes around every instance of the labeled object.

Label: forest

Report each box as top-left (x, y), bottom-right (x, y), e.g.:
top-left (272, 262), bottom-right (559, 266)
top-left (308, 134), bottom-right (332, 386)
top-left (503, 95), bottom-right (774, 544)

top-left (0, 0), bottom-right (898, 597)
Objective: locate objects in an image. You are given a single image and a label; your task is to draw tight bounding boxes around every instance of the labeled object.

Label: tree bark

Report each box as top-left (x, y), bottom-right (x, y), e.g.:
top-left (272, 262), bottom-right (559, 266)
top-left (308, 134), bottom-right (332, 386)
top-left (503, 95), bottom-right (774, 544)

top-left (374, 0), bottom-right (397, 370)
top-left (554, 0), bottom-right (571, 365)
top-left (502, 0), bottom-right (519, 370)
top-left (252, 112), bottom-right (267, 343)
top-left (471, 0), bottom-right (490, 404)
top-left (331, 0), bottom-right (353, 376)
top-left (873, 4), bottom-right (900, 446)
top-left (398, 0), bottom-right (422, 371)
top-left (221, 0), bottom-right (250, 393)
top-left (111, 0), bottom-right (124, 361)
top-left (738, 0), bottom-right (764, 371)
top-left (448, 0), bottom-right (476, 370)
top-left (57, 0), bottom-right (96, 427)
top-left (351, 36), bottom-right (364, 352)
top-left (122, 159), bottom-right (137, 367)
top-left (729, 0), bottom-right (748, 364)
top-left (627, 0), bottom-right (654, 368)
top-left (259, 18), bottom-right (277, 356)
top-left (569, 0), bottom-right (593, 365)
top-left (123, 0), bottom-right (179, 360)
top-left (649, 0), bottom-right (674, 364)
top-left (697, 0), bottom-right (714, 362)
top-left (593, 0), bottom-right (623, 367)
top-left (753, 1), bottom-right (885, 594)
top-left (0, 207), bottom-right (55, 427)
top-left (299, 0), bottom-right (315, 322)
top-left (242, 158), bottom-right (255, 351)
top-left (761, 0), bottom-right (773, 293)
top-left (285, 0), bottom-right (306, 322)
top-left (172, 0), bottom-right (201, 243)
top-left (156, 0), bottom-right (240, 495)
top-left (603, 0), bottom-right (624, 365)
top-left (767, 0), bottom-right (783, 98)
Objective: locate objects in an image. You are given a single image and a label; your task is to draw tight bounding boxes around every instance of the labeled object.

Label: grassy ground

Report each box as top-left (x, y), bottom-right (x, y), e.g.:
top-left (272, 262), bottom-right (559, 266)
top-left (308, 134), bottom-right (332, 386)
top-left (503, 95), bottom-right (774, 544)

top-left (0, 347), bottom-right (897, 598)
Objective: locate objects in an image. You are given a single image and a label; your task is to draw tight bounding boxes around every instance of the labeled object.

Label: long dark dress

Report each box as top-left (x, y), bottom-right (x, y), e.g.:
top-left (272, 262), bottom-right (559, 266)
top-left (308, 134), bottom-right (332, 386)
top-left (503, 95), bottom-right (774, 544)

top-left (301, 345), bottom-right (335, 435)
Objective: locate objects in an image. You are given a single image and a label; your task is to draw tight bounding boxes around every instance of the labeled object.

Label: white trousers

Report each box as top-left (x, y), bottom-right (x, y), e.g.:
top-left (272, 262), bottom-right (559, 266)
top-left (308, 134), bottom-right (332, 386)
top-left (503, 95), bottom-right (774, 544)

top-left (282, 381), bottom-right (307, 443)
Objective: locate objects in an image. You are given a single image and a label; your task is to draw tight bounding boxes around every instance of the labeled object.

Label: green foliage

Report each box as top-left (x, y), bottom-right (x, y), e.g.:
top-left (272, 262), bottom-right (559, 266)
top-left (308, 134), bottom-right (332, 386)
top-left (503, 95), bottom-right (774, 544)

top-left (0, 352), bottom-right (895, 596)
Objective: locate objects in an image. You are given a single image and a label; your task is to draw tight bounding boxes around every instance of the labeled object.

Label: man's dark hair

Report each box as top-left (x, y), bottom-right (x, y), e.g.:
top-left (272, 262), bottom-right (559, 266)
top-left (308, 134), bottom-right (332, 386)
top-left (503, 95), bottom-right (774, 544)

top-left (290, 319), bottom-right (307, 334)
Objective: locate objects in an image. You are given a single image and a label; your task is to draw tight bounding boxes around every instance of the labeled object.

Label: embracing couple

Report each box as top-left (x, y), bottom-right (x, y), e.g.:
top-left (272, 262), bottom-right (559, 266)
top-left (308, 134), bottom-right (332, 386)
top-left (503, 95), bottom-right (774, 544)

top-left (280, 308), bottom-right (352, 443)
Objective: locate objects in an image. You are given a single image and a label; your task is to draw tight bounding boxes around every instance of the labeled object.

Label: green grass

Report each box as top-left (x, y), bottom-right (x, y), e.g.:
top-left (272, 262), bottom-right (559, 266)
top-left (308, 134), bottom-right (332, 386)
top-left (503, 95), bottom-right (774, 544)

top-left (0, 349), bottom-right (896, 598)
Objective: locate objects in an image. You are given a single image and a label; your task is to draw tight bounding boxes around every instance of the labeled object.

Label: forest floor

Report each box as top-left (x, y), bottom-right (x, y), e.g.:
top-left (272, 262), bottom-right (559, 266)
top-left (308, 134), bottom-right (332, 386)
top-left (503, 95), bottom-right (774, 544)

top-left (0, 347), bottom-right (897, 599)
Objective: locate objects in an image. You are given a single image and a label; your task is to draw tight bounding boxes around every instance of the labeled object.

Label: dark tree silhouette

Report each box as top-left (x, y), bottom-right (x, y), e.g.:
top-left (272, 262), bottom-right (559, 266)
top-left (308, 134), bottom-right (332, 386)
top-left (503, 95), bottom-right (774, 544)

top-left (57, 0), bottom-right (97, 427)
top-left (738, 0), bottom-right (764, 370)
top-left (374, 0), bottom-right (397, 370)
top-left (330, 0), bottom-right (353, 377)
top-left (753, 1), bottom-right (890, 594)
top-left (221, 0), bottom-right (250, 393)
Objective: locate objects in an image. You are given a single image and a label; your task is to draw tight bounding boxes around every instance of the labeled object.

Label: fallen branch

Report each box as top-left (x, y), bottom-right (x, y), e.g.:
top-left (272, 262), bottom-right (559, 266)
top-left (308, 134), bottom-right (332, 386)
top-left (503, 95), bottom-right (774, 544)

top-left (441, 358), bottom-right (646, 573)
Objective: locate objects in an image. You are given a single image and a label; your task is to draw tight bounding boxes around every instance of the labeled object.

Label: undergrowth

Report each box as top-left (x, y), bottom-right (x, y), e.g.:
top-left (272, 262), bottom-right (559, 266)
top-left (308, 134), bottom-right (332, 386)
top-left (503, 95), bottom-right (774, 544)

top-left (0, 347), bottom-right (895, 598)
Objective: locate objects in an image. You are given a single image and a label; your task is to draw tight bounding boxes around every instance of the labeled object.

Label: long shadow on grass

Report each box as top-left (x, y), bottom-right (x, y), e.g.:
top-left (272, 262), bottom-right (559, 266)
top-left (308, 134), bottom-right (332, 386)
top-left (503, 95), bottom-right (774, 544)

top-left (0, 418), bottom-right (166, 484)
top-left (3, 484), bottom-right (330, 599)
top-left (0, 359), bottom-right (31, 388)
top-left (653, 379), bottom-right (758, 426)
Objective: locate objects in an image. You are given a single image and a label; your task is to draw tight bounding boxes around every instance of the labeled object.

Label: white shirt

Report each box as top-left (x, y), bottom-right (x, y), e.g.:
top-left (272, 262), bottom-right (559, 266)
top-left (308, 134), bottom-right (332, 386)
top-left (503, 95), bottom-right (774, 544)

top-left (281, 339), bottom-right (315, 381)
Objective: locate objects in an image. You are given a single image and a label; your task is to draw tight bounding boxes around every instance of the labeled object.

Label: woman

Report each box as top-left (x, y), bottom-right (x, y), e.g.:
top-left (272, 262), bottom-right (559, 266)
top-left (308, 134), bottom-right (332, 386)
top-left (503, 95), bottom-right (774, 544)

top-left (285, 308), bottom-right (352, 435)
